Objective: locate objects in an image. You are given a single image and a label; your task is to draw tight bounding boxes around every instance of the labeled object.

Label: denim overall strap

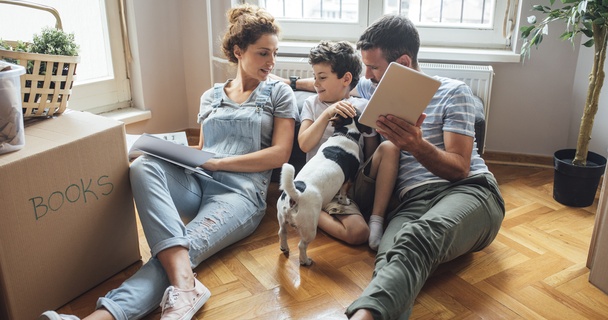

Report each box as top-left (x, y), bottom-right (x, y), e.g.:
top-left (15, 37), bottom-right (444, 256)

top-left (255, 80), bottom-right (277, 108)
top-left (211, 84), bottom-right (223, 109)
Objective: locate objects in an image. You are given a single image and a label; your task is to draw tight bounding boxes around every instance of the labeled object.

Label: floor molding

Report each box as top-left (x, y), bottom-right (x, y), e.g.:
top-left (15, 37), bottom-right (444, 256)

top-left (482, 151), bottom-right (553, 168)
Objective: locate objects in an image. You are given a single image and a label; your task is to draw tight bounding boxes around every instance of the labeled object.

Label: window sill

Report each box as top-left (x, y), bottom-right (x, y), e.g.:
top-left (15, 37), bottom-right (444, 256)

top-left (99, 107), bottom-right (151, 125)
top-left (278, 40), bottom-right (521, 64)
top-left (419, 47), bottom-right (521, 64)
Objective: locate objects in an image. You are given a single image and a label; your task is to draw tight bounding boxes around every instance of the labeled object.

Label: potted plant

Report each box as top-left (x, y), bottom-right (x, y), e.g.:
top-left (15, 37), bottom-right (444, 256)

top-left (520, 0), bottom-right (607, 207)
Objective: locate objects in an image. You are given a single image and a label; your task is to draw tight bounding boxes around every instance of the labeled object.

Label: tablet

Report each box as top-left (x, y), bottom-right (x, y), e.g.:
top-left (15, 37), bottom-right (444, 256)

top-left (129, 134), bottom-right (215, 178)
top-left (359, 62), bottom-right (441, 129)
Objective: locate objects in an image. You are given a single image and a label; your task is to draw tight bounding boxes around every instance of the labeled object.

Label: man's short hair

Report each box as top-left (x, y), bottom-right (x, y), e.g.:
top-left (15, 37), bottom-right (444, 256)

top-left (356, 15), bottom-right (420, 68)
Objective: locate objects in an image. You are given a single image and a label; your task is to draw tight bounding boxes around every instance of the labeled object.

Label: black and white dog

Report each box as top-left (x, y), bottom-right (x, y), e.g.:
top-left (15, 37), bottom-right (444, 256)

top-left (277, 113), bottom-right (372, 266)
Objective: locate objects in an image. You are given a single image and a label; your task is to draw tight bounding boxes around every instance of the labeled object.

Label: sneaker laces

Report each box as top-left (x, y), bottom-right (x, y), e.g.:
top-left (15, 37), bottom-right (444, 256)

top-left (160, 286), bottom-right (180, 311)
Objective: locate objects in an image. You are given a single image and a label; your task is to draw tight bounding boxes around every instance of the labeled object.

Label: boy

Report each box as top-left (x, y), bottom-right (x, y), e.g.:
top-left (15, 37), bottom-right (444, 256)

top-left (298, 40), bottom-right (400, 250)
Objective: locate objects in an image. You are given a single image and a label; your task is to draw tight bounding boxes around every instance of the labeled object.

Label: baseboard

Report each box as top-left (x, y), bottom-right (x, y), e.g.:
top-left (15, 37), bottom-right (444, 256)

top-left (483, 151), bottom-right (553, 168)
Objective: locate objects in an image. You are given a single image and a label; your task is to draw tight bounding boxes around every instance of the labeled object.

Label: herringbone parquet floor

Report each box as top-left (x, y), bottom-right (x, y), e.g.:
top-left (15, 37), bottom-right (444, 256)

top-left (57, 163), bottom-right (608, 319)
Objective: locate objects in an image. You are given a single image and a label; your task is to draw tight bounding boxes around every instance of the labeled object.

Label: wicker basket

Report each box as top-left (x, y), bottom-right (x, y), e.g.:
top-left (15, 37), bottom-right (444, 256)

top-left (0, 0), bottom-right (80, 118)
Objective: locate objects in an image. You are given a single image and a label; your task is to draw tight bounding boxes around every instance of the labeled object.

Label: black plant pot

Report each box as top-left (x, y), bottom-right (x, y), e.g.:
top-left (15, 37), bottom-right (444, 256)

top-left (553, 149), bottom-right (607, 207)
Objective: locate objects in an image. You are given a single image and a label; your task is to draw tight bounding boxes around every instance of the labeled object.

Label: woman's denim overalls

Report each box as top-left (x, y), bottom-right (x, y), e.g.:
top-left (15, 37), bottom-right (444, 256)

top-left (97, 81), bottom-right (276, 320)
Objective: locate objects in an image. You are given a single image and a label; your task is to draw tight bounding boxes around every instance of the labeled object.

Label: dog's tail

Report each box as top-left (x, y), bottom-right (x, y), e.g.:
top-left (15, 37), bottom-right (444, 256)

top-left (279, 163), bottom-right (300, 202)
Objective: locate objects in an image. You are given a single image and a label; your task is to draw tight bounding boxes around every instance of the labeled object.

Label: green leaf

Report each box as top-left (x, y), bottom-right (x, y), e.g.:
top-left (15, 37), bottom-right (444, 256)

top-left (532, 33), bottom-right (544, 46)
top-left (520, 25), bottom-right (536, 38)
top-left (582, 27), bottom-right (594, 37)
top-left (560, 31), bottom-right (575, 40)
top-left (583, 38), bottom-right (595, 46)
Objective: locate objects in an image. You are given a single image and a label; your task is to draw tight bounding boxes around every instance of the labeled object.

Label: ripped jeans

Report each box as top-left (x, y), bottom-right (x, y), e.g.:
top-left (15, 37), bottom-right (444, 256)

top-left (97, 156), bottom-right (265, 320)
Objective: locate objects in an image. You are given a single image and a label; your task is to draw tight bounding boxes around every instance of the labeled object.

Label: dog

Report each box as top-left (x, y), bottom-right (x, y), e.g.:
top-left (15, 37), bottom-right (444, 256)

top-left (276, 112), bottom-right (372, 266)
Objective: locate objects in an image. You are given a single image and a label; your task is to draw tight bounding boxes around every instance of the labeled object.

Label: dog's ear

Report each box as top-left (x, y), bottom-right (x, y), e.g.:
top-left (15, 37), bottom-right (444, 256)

top-left (354, 114), bottom-right (373, 135)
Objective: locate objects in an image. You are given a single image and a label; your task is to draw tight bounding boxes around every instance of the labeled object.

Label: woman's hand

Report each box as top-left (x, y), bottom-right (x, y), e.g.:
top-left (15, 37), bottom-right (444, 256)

top-left (200, 158), bottom-right (220, 171)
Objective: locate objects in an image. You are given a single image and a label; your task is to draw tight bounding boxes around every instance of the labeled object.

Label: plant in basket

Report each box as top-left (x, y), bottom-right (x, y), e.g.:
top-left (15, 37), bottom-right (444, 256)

top-left (0, 39), bottom-right (27, 64)
top-left (0, 27), bottom-right (80, 117)
top-left (29, 27), bottom-right (79, 75)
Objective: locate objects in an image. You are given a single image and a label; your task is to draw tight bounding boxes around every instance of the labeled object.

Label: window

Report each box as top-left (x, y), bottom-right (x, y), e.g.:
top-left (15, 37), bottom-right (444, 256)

top-left (0, 0), bottom-right (130, 114)
top-left (258, 0), bottom-right (369, 43)
top-left (255, 0), bottom-right (520, 51)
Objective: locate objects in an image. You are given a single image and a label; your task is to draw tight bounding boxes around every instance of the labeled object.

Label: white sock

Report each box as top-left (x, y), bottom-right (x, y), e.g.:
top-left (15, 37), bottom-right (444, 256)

top-left (368, 215), bottom-right (384, 251)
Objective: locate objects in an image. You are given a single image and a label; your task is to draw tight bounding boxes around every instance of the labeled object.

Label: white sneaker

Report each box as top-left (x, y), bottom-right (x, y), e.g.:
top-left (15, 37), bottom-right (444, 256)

top-left (38, 311), bottom-right (80, 320)
top-left (160, 277), bottom-right (211, 320)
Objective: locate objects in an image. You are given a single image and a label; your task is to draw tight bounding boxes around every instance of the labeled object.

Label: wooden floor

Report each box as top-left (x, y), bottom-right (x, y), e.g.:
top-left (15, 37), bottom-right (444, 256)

top-left (56, 163), bottom-right (608, 319)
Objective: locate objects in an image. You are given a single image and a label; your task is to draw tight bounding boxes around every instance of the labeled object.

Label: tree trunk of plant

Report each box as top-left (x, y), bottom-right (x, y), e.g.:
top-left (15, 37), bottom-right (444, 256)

top-left (574, 24), bottom-right (608, 166)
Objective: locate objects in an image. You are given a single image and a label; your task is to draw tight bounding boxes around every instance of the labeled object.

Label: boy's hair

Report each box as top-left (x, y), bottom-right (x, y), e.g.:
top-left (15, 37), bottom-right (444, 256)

top-left (356, 15), bottom-right (420, 69)
top-left (308, 41), bottom-right (362, 90)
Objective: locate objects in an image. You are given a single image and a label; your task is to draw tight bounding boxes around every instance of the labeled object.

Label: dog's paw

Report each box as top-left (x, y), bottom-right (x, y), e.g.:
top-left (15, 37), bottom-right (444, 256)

top-left (300, 258), bottom-right (313, 266)
top-left (280, 247), bottom-right (290, 256)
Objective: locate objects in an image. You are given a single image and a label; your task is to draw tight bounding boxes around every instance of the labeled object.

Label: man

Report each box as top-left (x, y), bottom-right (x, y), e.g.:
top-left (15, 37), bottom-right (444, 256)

top-left (280, 15), bottom-right (505, 320)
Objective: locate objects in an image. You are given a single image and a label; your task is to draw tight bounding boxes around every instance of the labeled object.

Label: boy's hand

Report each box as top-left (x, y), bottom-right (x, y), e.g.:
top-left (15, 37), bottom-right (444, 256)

top-left (324, 100), bottom-right (357, 121)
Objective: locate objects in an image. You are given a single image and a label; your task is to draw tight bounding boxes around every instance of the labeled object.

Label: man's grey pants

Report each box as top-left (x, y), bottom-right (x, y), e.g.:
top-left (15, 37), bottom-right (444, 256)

top-left (346, 173), bottom-right (505, 320)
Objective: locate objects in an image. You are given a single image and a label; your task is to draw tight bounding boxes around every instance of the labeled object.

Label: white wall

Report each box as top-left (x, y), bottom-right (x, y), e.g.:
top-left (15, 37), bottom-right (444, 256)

top-left (125, 0), bottom-right (608, 160)
top-left (487, 45), bottom-right (579, 156)
top-left (125, 0), bottom-right (211, 134)
top-left (484, 0), bottom-right (608, 159)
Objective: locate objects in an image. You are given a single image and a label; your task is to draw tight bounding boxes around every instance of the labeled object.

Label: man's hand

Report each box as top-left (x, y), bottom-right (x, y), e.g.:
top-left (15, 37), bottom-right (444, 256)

top-left (375, 113), bottom-right (426, 154)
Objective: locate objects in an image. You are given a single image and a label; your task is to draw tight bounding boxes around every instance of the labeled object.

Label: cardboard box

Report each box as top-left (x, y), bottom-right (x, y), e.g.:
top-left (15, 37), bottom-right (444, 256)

top-left (0, 111), bottom-right (140, 320)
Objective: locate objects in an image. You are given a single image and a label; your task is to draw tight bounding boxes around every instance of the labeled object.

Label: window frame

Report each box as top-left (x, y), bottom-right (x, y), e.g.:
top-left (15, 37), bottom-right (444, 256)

top-left (246, 0), bottom-right (521, 62)
top-left (259, 0), bottom-right (370, 42)
top-left (383, 1), bottom-right (516, 49)
top-left (66, 0), bottom-right (131, 114)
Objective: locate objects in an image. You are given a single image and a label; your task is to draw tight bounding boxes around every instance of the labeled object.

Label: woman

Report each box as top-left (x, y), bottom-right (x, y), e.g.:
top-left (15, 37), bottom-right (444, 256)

top-left (39, 4), bottom-right (297, 320)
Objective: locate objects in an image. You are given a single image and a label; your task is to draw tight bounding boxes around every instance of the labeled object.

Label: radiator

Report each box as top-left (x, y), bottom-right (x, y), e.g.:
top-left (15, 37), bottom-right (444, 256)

top-left (274, 59), bottom-right (494, 152)
top-left (419, 62), bottom-right (494, 121)
top-left (273, 57), bottom-right (316, 79)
